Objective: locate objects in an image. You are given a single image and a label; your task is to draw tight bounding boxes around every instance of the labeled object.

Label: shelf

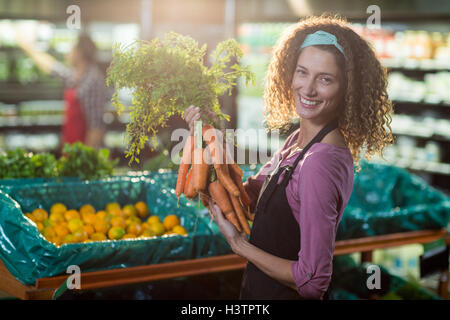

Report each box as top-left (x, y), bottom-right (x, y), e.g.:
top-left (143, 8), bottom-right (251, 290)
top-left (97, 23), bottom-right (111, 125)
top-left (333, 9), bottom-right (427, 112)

top-left (393, 100), bottom-right (450, 109)
top-left (382, 58), bottom-right (450, 72)
top-left (392, 130), bottom-right (450, 143)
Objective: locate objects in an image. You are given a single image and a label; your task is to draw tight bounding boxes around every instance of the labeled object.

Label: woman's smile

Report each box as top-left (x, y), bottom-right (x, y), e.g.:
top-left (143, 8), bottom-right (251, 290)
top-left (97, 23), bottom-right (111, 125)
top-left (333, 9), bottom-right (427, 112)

top-left (299, 95), bottom-right (323, 108)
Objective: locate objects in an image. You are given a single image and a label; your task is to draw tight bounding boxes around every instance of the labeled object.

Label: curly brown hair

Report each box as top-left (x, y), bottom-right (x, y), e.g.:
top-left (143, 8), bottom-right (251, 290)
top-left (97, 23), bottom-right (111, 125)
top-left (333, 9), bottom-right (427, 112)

top-left (264, 15), bottom-right (394, 169)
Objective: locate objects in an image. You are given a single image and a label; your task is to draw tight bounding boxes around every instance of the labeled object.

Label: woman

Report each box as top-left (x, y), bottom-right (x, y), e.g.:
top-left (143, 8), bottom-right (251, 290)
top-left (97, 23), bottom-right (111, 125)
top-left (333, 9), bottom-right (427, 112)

top-left (184, 15), bottom-right (394, 300)
top-left (17, 33), bottom-right (109, 148)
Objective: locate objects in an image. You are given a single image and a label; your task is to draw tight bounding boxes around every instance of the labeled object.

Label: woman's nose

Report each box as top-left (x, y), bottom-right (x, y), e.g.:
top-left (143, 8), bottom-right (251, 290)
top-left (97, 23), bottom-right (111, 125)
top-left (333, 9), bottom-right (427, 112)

top-left (302, 78), bottom-right (317, 97)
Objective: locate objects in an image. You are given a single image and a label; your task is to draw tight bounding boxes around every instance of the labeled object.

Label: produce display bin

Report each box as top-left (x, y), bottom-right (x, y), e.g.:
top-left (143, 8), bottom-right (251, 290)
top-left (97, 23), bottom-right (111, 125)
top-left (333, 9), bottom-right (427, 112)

top-left (0, 171), bottom-right (232, 286)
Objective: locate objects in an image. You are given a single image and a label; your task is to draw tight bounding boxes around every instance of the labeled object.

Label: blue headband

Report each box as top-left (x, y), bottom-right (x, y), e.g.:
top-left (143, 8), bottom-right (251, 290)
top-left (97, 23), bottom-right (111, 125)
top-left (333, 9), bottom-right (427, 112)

top-left (300, 30), bottom-right (346, 57)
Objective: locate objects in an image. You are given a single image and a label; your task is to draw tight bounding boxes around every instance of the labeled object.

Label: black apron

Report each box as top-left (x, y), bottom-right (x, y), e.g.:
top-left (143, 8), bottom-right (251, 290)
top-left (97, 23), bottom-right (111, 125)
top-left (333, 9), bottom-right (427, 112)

top-left (240, 119), bottom-right (339, 300)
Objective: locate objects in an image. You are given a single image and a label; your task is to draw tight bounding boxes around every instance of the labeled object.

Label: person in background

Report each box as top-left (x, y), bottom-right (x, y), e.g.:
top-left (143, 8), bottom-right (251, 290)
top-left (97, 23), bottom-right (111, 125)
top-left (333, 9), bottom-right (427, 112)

top-left (17, 32), bottom-right (109, 148)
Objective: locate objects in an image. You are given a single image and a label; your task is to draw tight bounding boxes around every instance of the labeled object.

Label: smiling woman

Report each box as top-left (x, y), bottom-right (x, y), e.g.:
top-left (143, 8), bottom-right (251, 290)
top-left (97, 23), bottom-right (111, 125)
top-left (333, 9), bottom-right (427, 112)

top-left (265, 15), bottom-right (394, 167)
top-left (184, 14), bottom-right (394, 300)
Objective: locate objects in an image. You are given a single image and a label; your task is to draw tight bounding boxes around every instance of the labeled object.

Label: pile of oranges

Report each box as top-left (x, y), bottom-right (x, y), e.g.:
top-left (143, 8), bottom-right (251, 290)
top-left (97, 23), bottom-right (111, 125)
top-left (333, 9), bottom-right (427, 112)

top-left (24, 201), bottom-right (187, 246)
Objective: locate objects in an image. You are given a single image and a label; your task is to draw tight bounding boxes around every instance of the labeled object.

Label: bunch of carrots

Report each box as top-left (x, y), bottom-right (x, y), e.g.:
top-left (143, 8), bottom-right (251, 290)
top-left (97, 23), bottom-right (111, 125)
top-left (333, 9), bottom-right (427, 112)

top-left (176, 124), bottom-right (253, 235)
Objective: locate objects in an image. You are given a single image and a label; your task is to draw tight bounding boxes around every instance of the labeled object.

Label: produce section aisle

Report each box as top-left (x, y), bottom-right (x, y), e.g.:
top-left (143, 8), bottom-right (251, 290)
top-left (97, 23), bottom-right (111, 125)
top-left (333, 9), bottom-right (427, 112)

top-left (1, 228), bottom-right (447, 300)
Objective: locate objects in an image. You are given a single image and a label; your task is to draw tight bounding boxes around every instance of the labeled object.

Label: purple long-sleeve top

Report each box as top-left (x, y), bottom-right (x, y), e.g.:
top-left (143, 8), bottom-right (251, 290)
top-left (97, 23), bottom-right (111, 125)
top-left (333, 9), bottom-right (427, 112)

top-left (243, 128), bottom-right (354, 300)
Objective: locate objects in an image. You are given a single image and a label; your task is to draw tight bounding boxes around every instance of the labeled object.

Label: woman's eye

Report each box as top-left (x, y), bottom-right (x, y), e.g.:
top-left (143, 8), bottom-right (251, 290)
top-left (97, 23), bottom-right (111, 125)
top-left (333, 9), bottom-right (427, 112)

top-left (320, 77), bottom-right (331, 84)
top-left (296, 69), bottom-right (306, 75)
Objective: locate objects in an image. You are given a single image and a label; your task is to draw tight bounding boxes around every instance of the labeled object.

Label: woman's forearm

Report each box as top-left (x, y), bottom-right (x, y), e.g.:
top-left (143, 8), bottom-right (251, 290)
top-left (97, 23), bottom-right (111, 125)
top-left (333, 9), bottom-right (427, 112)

top-left (20, 43), bottom-right (56, 74)
top-left (232, 238), bottom-right (298, 291)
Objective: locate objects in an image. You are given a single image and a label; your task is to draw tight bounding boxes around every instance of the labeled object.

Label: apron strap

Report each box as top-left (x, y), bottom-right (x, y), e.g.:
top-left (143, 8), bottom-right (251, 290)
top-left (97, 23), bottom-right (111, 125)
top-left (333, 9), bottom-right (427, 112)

top-left (281, 118), bottom-right (339, 186)
top-left (257, 118), bottom-right (339, 212)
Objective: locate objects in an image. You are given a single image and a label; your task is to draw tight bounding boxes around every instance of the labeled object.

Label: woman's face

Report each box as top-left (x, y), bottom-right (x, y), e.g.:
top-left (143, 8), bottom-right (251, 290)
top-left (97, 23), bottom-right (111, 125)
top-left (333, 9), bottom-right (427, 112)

top-left (66, 47), bottom-right (81, 67)
top-left (292, 46), bottom-right (345, 123)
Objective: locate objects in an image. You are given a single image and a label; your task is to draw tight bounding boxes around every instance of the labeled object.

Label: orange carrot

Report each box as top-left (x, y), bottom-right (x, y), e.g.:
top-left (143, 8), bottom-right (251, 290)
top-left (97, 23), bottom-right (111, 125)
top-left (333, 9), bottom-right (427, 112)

top-left (208, 180), bottom-right (242, 232)
top-left (200, 192), bottom-right (210, 208)
top-left (192, 148), bottom-right (210, 192)
top-left (202, 125), bottom-right (240, 197)
top-left (224, 145), bottom-right (243, 178)
top-left (184, 167), bottom-right (198, 200)
top-left (230, 194), bottom-right (251, 235)
top-left (216, 165), bottom-right (240, 197)
top-left (176, 135), bottom-right (194, 197)
top-left (202, 125), bottom-right (223, 169)
top-left (229, 165), bottom-right (251, 208)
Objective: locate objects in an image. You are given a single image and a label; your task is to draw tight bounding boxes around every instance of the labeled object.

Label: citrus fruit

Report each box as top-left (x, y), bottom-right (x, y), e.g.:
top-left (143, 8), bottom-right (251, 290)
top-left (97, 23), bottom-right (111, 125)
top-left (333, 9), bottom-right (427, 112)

top-left (67, 218), bottom-right (84, 233)
top-left (109, 207), bottom-right (123, 217)
top-left (151, 222), bottom-right (166, 236)
top-left (141, 222), bottom-right (152, 230)
top-left (54, 224), bottom-right (70, 238)
top-left (125, 216), bottom-right (141, 227)
top-left (43, 218), bottom-right (52, 228)
top-left (122, 233), bottom-right (136, 239)
top-left (135, 201), bottom-right (149, 219)
top-left (42, 226), bottom-right (56, 240)
top-left (50, 203), bottom-right (67, 215)
top-left (25, 213), bottom-right (37, 223)
top-left (72, 228), bottom-right (88, 242)
top-left (80, 204), bottom-right (96, 218)
top-left (94, 220), bottom-right (110, 234)
top-left (96, 211), bottom-right (112, 223)
top-left (91, 232), bottom-right (107, 241)
top-left (62, 234), bottom-right (75, 244)
top-left (122, 204), bottom-right (138, 218)
top-left (172, 225), bottom-right (187, 235)
top-left (64, 209), bottom-right (80, 222)
top-left (49, 211), bottom-right (64, 224)
top-left (32, 208), bottom-right (48, 222)
top-left (36, 222), bottom-right (44, 232)
top-left (96, 210), bottom-right (107, 220)
top-left (106, 202), bottom-right (121, 213)
top-left (108, 226), bottom-right (126, 240)
top-left (82, 212), bottom-right (97, 225)
top-left (82, 224), bottom-right (95, 237)
top-left (53, 236), bottom-right (64, 246)
top-left (127, 222), bottom-right (143, 236)
top-left (163, 215), bottom-right (180, 230)
top-left (140, 229), bottom-right (155, 238)
top-left (110, 216), bottom-right (126, 229)
top-left (147, 215), bottom-right (161, 225)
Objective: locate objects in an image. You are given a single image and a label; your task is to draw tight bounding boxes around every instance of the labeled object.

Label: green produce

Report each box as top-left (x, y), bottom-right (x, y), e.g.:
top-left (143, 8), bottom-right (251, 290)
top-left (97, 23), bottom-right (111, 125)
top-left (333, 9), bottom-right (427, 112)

top-left (106, 31), bottom-right (255, 164)
top-left (57, 142), bottom-right (118, 180)
top-left (0, 143), bottom-right (117, 180)
top-left (0, 149), bottom-right (57, 179)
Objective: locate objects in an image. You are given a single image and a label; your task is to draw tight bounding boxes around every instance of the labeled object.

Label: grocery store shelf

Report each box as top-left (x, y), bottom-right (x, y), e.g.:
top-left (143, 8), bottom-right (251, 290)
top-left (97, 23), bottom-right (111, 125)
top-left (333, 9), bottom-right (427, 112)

top-left (393, 100), bottom-right (450, 109)
top-left (392, 130), bottom-right (450, 142)
top-left (382, 58), bottom-right (450, 72)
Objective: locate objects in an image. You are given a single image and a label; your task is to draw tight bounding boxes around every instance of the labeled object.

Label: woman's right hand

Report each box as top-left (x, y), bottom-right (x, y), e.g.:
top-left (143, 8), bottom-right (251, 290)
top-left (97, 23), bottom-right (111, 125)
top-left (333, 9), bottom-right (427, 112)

top-left (183, 105), bottom-right (218, 134)
top-left (183, 105), bottom-right (201, 134)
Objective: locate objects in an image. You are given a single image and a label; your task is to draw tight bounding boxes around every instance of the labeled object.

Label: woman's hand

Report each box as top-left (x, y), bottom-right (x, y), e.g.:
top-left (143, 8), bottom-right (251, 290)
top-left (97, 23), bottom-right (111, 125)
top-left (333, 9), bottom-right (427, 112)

top-left (208, 199), bottom-right (248, 254)
top-left (183, 105), bottom-right (217, 134)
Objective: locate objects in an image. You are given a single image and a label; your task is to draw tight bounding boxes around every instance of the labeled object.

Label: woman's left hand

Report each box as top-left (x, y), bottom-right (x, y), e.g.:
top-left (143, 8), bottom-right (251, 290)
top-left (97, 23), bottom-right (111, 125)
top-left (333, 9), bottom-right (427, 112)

top-left (208, 199), bottom-right (248, 253)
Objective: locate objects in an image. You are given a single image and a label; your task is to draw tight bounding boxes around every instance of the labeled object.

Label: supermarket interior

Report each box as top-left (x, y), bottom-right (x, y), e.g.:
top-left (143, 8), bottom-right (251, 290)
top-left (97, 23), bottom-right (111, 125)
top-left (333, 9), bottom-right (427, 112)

top-left (0, 0), bottom-right (450, 302)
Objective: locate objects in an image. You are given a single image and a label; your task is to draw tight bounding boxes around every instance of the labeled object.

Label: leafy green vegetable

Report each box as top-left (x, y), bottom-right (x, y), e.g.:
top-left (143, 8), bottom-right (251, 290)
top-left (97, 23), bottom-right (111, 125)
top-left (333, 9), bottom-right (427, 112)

top-left (106, 32), bottom-right (255, 165)
top-left (0, 149), bottom-right (57, 179)
top-left (0, 143), bottom-right (118, 180)
top-left (57, 142), bottom-right (118, 180)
